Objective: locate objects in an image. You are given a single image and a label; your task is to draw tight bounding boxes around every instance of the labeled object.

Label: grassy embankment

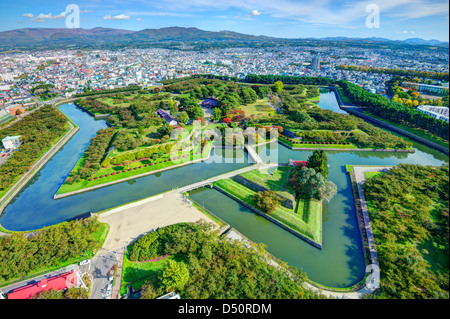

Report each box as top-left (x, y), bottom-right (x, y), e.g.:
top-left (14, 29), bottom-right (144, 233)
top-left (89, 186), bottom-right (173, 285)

top-left (213, 167), bottom-right (321, 244)
top-left (56, 141), bottom-right (213, 195)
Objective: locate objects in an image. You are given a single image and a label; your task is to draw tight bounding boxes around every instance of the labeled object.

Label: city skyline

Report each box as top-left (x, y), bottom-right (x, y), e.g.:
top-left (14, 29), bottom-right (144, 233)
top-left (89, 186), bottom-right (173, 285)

top-left (1, 0), bottom-right (449, 41)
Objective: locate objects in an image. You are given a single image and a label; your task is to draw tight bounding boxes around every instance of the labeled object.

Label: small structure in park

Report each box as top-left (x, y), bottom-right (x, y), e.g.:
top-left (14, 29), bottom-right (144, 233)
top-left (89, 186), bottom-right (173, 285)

top-left (156, 108), bottom-right (178, 126)
top-left (288, 159), bottom-right (307, 167)
top-left (201, 97), bottom-right (219, 108)
top-left (157, 291), bottom-right (181, 299)
top-left (2, 135), bottom-right (22, 150)
top-left (7, 270), bottom-right (82, 299)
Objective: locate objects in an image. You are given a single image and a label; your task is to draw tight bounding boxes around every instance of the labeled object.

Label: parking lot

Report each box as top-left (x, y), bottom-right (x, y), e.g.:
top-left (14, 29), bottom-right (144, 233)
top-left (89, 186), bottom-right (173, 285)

top-left (0, 150), bottom-right (13, 166)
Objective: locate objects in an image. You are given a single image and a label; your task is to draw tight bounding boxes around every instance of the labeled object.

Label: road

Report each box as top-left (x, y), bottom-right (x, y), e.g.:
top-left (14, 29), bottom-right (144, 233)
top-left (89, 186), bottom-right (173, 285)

top-left (0, 263), bottom-right (88, 297)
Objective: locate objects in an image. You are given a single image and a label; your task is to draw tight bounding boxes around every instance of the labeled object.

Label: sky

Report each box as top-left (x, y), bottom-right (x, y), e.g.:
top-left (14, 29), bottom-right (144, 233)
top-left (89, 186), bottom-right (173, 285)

top-left (1, 0), bottom-right (449, 41)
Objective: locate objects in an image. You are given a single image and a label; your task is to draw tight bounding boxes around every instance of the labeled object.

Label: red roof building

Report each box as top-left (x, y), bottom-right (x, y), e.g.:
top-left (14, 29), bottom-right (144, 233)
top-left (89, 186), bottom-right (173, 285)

top-left (9, 105), bottom-right (24, 117)
top-left (8, 270), bottom-right (79, 299)
top-left (289, 159), bottom-right (307, 167)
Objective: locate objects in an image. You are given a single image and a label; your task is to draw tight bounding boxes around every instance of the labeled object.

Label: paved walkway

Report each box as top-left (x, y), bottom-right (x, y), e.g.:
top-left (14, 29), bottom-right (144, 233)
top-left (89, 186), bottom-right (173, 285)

top-left (98, 191), bottom-right (218, 252)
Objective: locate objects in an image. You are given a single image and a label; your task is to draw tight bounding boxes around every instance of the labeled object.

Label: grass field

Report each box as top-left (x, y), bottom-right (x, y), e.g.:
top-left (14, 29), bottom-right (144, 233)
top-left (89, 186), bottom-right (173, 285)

top-left (213, 178), bottom-right (321, 244)
top-left (364, 171), bottom-right (383, 180)
top-left (239, 99), bottom-right (277, 116)
top-left (240, 166), bottom-right (295, 200)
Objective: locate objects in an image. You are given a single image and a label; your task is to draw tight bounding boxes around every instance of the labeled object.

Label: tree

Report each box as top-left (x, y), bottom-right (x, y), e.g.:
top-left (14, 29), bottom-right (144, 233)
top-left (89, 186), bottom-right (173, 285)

top-left (274, 81), bottom-right (284, 92)
top-left (253, 190), bottom-right (280, 214)
top-left (213, 107), bottom-right (222, 121)
top-left (160, 260), bottom-right (190, 291)
top-left (307, 150), bottom-right (328, 180)
top-left (122, 160), bottom-right (132, 168)
top-left (291, 167), bottom-right (336, 202)
top-left (168, 99), bottom-right (177, 111)
top-left (178, 111), bottom-right (189, 124)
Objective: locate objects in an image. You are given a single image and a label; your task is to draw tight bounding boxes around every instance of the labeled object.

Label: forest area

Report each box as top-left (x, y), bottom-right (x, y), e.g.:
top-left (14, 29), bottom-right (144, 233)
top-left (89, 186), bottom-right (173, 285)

top-left (127, 222), bottom-right (327, 299)
top-left (363, 164), bottom-right (449, 299)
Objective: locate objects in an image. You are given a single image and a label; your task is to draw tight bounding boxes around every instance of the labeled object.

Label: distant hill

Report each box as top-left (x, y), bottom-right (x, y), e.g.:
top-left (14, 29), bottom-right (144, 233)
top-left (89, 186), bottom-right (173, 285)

top-left (402, 38), bottom-right (448, 46)
top-left (0, 26), bottom-right (447, 50)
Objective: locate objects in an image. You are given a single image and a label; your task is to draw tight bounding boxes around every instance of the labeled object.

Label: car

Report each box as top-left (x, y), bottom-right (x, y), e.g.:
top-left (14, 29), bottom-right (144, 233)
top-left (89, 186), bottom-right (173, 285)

top-left (79, 259), bottom-right (91, 266)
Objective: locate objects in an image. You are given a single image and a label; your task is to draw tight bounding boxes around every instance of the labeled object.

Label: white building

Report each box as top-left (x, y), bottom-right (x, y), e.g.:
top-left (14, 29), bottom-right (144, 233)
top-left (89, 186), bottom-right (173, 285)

top-left (2, 135), bottom-right (22, 150)
top-left (417, 105), bottom-right (449, 123)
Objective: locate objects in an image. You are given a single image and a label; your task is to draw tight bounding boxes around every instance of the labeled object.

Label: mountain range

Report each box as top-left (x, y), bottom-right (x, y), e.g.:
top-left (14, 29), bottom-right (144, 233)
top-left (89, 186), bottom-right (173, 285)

top-left (0, 26), bottom-right (448, 50)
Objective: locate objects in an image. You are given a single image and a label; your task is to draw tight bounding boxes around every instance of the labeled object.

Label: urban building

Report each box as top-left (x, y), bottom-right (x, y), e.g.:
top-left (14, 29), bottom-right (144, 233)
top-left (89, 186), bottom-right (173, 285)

top-left (311, 55), bottom-right (321, 71)
top-left (2, 135), bottom-right (22, 150)
top-left (417, 105), bottom-right (449, 122)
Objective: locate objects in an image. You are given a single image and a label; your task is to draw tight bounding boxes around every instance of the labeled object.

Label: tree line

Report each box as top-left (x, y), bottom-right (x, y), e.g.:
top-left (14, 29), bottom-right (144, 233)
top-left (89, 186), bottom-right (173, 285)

top-left (338, 80), bottom-right (449, 141)
top-left (0, 217), bottom-right (104, 283)
top-left (336, 65), bottom-right (450, 81)
top-left (66, 127), bottom-right (116, 183)
top-left (0, 106), bottom-right (68, 195)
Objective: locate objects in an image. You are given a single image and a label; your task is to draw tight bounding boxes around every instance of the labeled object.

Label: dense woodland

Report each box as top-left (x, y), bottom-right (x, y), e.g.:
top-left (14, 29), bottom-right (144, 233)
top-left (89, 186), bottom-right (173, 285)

top-left (0, 106), bottom-right (68, 195)
top-left (129, 222), bottom-right (326, 299)
top-left (0, 217), bottom-right (104, 283)
top-left (363, 164), bottom-right (449, 299)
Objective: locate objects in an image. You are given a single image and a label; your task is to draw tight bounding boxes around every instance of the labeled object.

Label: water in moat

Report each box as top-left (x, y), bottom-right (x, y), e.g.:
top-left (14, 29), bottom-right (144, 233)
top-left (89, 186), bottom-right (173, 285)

top-left (1, 91), bottom-right (448, 288)
top-left (0, 103), bottom-right (253, 231)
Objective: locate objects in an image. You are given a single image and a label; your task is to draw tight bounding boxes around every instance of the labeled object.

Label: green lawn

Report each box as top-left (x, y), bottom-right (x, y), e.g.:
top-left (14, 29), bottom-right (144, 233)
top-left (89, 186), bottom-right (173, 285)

top-left (364, 171), bottom-right (383, 180)
top-left (119, 252), bottom-right (177, 296)
top-left (213, 178), bottom-right (321, 244)
top-left (240, 166), bottom-right (295, 200)
top-left (239, 99), bottom-right (277, 116)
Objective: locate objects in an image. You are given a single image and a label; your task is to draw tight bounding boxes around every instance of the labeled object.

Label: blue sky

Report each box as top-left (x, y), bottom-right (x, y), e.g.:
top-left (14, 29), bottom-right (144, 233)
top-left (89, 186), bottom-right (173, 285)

top-left (1, 0), bottom-right (449, 41)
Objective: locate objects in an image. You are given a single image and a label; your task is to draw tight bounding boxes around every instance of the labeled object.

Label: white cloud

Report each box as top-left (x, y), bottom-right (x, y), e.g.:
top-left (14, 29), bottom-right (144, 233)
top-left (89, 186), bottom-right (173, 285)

top-left (248, 9), bottom-right (261, 17)
top-left (148, 0), bottom-right (448, 26)
top-left (22, 10), bottom-right (69, 23)
top-left (136, 18), bottom-right (143, 21)
top-left (103, 14), bottom-right (131, 20)
top-left (401, 30), bottom-right (408, 34)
